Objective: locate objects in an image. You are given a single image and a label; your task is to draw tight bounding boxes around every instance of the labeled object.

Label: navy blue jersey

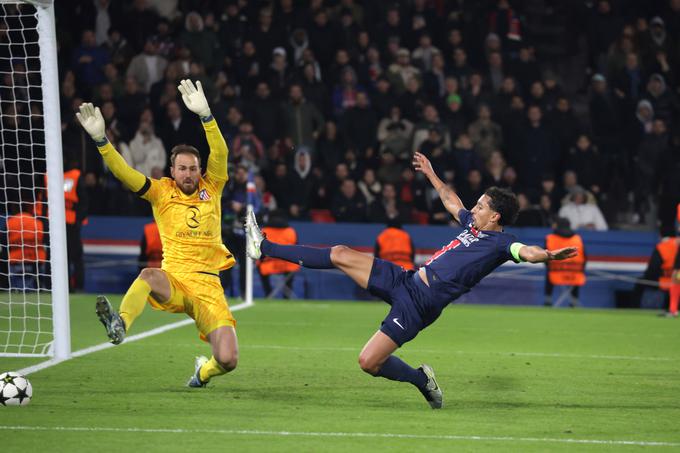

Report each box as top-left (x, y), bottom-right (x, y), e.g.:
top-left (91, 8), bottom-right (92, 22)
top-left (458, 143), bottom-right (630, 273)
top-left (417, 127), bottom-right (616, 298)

top-left (422, 209), bottom-right (519, 307)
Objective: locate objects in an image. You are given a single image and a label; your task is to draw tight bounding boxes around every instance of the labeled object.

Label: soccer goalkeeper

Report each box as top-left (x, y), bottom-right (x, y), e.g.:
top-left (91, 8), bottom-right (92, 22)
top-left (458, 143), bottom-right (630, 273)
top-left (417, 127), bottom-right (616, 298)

top-left (77, 80), bottom-right (237, 388)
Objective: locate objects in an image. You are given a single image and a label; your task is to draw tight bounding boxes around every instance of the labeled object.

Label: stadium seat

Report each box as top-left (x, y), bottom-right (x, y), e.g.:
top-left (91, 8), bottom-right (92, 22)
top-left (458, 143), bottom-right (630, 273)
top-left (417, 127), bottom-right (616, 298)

top-left (412, 210), bottom-right (429, 225)
top-left (310, 209), bottom-right (335, 223)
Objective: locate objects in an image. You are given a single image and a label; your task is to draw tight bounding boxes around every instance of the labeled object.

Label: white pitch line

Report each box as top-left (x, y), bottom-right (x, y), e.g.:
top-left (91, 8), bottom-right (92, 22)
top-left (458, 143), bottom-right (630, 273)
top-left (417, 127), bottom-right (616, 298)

top-left (0, 425), bottom-right (678, 448)
top-left (240, 344), bottom-right (677, 362)
top-left (16, 301), bottom-right (254, 376)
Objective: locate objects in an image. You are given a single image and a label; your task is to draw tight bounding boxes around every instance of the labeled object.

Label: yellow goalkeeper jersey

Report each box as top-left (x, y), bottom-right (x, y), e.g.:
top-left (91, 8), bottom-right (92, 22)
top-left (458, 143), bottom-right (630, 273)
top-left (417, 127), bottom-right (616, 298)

top-left (97, 117), bottom-right (235, 273)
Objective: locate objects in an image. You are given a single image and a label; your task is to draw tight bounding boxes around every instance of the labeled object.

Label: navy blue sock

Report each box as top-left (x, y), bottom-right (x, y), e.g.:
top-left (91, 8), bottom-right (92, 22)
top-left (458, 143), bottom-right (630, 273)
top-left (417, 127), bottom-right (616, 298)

top-left (376, 355), bottom-right (428, 389)
top-left (261, 239), bottom-right (334, 269)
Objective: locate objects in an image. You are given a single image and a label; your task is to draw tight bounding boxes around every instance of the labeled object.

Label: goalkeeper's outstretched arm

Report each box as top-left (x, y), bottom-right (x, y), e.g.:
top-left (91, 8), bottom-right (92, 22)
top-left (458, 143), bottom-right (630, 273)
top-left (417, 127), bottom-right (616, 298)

top-left (177, 79), bottom-right (229, 183)
top-left (76, 103), bottom-right (147, 193)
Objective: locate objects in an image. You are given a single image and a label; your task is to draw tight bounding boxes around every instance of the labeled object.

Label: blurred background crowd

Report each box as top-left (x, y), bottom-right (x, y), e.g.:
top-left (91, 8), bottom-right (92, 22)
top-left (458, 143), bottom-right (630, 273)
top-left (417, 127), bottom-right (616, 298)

top-left (5, 0), bottom-right (680, 234)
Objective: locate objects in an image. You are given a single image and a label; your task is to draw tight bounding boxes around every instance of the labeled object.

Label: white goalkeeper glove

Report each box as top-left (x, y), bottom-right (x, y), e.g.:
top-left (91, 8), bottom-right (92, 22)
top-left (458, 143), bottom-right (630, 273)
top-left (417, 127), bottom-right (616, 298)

top-left (178, 79), bottom-right (211, 118)
top-left (76, 103), bottom-right (106, 142)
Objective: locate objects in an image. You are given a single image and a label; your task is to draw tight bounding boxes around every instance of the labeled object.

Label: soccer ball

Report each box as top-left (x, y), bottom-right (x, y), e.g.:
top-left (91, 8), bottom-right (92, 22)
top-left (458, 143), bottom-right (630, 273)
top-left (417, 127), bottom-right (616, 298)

top-left (0, 371), bottom-right (32, 406)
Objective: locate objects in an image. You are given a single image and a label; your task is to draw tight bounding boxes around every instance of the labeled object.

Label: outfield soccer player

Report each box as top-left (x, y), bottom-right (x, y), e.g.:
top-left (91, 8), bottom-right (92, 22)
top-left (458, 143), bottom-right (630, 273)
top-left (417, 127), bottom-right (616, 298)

top-left (245, 151), bottom-right (578, 409)
top-left (76, 80), bottom-right (237, 387)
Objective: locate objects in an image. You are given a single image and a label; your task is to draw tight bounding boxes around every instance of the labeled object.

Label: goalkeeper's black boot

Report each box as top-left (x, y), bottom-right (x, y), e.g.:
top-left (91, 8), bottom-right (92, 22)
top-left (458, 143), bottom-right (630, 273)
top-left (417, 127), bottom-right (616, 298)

top-left (95, 295), bottom-right (126, 345)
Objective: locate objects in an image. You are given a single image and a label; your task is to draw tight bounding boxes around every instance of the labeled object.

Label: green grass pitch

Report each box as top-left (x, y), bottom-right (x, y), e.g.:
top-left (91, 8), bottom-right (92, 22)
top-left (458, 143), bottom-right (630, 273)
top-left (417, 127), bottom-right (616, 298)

top-left (2, 295), bottom-right (680, 452)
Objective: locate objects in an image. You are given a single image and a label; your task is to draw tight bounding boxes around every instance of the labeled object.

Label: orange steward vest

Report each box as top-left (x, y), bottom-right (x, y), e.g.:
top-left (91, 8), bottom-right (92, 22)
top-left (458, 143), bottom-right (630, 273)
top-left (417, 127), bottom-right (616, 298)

top-left (376, 227), bottom-right (415, 270)
top-left (7, 212), bottom-right (46, 263)
top-left (546, 233), bottom-right (586, 286)
top-left (63, 169), bottom-right (81, 225)
top-left (258, 226), bottom-right (300, 275)
top-left (657, 238), bottom-right (679, 291)
top-left (143, 222), bottom-right (163, 268)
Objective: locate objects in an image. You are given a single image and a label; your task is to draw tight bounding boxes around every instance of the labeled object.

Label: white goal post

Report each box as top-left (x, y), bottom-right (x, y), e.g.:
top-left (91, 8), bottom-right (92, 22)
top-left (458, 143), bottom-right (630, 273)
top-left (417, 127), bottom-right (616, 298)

top-left (0, 0), bottom-right (70, 359)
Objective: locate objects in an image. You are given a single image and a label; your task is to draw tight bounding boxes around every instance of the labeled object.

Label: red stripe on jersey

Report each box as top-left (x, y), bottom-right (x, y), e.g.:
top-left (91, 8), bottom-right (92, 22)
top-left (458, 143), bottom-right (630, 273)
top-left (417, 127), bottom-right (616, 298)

top-left (425, 239), bottom-right (461, 265)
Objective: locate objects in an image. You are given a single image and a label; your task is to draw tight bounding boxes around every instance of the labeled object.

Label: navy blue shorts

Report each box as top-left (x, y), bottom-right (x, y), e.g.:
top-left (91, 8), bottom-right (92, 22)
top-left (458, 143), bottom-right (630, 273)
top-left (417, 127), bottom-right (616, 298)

top-left (367, 258), bottom-right (443, 347)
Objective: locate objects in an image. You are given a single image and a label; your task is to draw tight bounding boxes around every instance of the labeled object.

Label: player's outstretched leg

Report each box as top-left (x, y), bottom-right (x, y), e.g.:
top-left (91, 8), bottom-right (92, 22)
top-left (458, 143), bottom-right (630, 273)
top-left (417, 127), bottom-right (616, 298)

top-left (95, 295), bottom-right (126, 345)
top-left (359, 331), bottom-right (443, 409)
top-left (245, 210), bottom-right (333, 268)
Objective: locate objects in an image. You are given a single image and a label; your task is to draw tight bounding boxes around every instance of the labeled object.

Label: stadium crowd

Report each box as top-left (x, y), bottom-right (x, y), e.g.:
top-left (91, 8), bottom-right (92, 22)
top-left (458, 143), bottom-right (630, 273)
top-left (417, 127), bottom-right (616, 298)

top-left (4, 0), bottom-right (680, 234)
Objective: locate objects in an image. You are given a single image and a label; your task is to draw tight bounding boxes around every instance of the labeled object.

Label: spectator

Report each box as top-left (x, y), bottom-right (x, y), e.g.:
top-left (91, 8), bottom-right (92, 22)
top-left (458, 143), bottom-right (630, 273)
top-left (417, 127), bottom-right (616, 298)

top-left (235, 40), bottom-right (261, 99)
top-left (412, 104), bottom-right (450, 154)
top-left (515, 105), bottom-right (558, 189)
top-left (559, 186), bottom-right (608, 231)
top-left (357, 168), bottom-right (382, 205)
top-left (116, 76), bottom-right (147, 135)
top-left (514, 192), bottom-right (549, 227)
top-left (126, 0), bottom-right (160, 52)
top-left (422, 51), bottom-right (447, 100)
top-left (343, 91), bottom-right (378, 154)
top-left (467, 103), bottom-right (503, 161)
top-left (248, 6), bottom-right (284, 69)
top-left (332, 66), bottom-right (364, 117)
top-left (368, 182), bottom-right (409, 224)
top-left (548, 96), bottom-right (581, 158)
top-left (411, 33), bottom-right (440, 71)
top-left (588, 73), bottom-right (621, 155)
top-left (71, 29), bottom-right (110, 89)
top-left (483, 150), bottom-right (506, 187)
top-left (159, 101), bottom-right (199, 171)
top-left (121, 109), bottom-right (166, 178)
top-left (398, 76), bottom-right (428, 121)
top-left (564, 135), bottom-right (605, 197)
top-left (307, 8), bottom-right (338, 71)
top-left (266, 47), bottom-right (293, 99)
top-left (450, 47), bottom-right (473, 90)
top-left (442, 91), bottom-right (468, 140)
top-left (300, 62), bottom-right (330, 117)
top-left (387, 48), bottom-right (421, 96)
top-left (642, 73), bottom-right (679, 123)
top-left (281, 84), bottom-right (324, 151)
top-left (377, 106), bottom-right (414, 160)
top-left (246, 82), bottom-right (280, 148)
top-left (317, 121), bottom-right (345, 175)
top-left (332, 179), bottom-right (367, 222)
top-left (126, 36), bottom-right (167, 94)
top-left (633, 119), bottom-right (669, 222)
top-left (370, 76), bottom-right (396, 119)
top-left (376, 151), bottom-right (402, 185)
top-left (103, 28), bottom-right (134, 72)
top-left (485, 51), bottom-right (505, 93)
top-left (510, 44), bottom-right (541, 97)
top-left (458, 169), bottom-right (486, 209)
top-left (232, 120), bottom-right (265, 169)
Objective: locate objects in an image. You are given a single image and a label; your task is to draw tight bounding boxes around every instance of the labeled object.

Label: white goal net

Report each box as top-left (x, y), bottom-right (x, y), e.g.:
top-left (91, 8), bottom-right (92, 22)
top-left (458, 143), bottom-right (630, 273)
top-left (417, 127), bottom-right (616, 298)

top-left (0, 0), bottom-right (70, 358)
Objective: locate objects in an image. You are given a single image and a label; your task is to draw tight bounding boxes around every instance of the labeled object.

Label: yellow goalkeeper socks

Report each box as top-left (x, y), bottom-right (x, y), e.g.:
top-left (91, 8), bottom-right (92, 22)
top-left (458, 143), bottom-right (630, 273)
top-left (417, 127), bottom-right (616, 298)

top-left (118, 278), bottom-right (152, 331)
top-left (199, 356), bottom-right (227, 383)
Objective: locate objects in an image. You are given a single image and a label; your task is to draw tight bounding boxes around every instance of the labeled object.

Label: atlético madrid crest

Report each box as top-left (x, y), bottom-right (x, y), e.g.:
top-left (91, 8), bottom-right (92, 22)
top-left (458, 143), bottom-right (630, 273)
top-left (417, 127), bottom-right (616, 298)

top-left (199, 189), bottom-right (211, 201)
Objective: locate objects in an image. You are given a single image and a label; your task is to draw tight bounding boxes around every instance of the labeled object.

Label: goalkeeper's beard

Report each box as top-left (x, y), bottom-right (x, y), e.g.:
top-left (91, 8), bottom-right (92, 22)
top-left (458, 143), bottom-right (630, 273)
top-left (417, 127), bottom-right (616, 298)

top-left (178, 177), bottom-right (198, 195)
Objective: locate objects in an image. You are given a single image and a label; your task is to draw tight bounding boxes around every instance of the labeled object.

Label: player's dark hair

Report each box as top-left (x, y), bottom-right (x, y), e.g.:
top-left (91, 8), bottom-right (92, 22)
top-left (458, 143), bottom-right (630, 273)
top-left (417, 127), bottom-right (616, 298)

top-left (170, 145), bottom-right (201, 167)
top-left (484, 186), bottom-right (519, 226)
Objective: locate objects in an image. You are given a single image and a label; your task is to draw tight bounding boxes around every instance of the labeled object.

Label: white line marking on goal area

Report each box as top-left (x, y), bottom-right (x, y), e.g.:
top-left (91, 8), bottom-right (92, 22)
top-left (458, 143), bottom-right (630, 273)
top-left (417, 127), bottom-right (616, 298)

top-left (0, 425), bottom-right (678, 448)
top-left (16, 301), bottom-right (254, 376)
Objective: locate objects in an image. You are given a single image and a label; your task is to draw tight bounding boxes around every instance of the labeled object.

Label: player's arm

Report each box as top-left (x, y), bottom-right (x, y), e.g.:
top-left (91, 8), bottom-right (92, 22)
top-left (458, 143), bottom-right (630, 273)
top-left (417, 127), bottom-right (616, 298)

top-left (511, 242), bottom-right (578, 264)
top-left (178, 79), bottom-right (228, 183)
top-left (413, 151), bottom-right (464, 223)
top-left (76, 103), bottom-right (149, 194)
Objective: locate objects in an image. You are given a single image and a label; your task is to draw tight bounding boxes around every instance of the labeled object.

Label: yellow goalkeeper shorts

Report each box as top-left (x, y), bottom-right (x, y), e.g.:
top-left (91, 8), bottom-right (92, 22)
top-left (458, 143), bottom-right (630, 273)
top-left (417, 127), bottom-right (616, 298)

top-left (147, 271), bottom-right (235, 342)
